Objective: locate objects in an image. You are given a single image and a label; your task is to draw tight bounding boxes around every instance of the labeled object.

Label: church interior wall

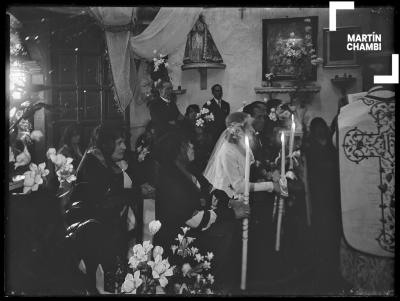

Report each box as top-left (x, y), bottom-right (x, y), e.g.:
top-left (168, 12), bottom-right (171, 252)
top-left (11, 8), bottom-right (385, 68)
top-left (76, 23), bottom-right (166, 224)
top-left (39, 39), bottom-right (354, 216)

top-left (165, 7), bottom-right (376, 132)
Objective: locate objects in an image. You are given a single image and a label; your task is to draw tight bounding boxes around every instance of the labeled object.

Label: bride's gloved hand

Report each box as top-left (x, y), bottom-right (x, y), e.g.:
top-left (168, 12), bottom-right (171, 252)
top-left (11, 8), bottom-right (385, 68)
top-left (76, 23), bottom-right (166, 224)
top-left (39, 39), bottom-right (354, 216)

top-left (279, 177), bottom-right (289, 197)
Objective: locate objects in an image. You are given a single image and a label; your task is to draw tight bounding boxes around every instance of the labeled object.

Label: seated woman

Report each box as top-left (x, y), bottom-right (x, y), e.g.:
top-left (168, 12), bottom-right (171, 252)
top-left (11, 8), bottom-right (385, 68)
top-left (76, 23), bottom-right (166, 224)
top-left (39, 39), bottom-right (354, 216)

top-left (70, 123), bottom-right (141, 293)
top-left (58, 124), bottom-right (83, 169)
top-left (152, 130), bottom-right (249, 294)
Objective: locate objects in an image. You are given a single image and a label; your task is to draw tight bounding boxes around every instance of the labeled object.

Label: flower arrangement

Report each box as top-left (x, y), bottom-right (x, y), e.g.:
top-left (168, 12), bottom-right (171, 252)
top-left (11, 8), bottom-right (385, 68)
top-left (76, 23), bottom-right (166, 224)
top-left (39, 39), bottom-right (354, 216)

top-left (195, 108), bottom-right (214, 128)
top-left (10, 100), bottom-right (44, 146)
top-left (121, 220), bottom-right (174, 294)
top-left (120, 221), bottom-right (215, 295)
top-left (270, 18), bottom-right (323, 83)
top-left (264, 72), bottom-right (276, 87)
top-left (15, 147), bottom-right (77, 194)
top-left (168, 226), bottom-right (215, 294)
top-left (22, 162), bottom-right (49, 194)
top-left (46, 148), bottom-right (77, 184)
top-left (150, 50), bottom-right (170, 88)
top-left (153, 51), bottom-right (169, 72)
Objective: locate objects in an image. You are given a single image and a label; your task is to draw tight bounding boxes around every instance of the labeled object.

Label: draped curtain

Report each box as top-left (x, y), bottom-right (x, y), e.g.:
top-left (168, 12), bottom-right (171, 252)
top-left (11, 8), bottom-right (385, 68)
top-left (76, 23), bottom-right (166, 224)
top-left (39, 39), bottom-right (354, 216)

top-left (90, 7), bottom-right (202, 112)
top-left (90, 7), bottom-right (137, 112)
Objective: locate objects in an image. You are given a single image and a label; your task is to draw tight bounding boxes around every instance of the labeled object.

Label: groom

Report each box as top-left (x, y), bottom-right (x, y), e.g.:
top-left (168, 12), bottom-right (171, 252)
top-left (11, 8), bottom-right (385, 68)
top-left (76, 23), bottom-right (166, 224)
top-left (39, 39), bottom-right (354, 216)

top-left (202, 84), bottom-right (230, 146)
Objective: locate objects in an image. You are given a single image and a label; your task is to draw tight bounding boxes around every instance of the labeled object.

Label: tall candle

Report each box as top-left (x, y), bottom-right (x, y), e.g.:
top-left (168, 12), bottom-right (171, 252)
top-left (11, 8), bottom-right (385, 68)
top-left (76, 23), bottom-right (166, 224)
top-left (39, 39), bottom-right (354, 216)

top-left (281, 131), bottom-right (285, 179)
top-left (244, 135), bottom-right (250, 201)
top-left (289, 114), bottom-right (296, 169)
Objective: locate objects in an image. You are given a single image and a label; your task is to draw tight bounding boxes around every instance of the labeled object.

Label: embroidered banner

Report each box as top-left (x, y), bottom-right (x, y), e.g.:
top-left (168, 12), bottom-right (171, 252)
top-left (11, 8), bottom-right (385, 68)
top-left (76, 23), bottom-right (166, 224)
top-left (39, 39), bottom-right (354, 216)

top-left (338, 86), bottom-right (394, 257)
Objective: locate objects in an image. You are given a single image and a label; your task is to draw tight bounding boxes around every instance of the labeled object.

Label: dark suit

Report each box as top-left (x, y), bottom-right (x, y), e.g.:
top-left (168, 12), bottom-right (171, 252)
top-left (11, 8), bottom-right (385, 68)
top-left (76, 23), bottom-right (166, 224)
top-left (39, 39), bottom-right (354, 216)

top-left (203, 98), bottom-right (230, 145)
top-left (149, 96), bottom-right (181, 139)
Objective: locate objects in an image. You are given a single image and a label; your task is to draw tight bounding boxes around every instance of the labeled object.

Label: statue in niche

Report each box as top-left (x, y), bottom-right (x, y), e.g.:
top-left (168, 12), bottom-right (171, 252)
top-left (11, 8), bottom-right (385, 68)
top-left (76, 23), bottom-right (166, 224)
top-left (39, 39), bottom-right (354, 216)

top-left (183, 15), bottom-right (223, 64)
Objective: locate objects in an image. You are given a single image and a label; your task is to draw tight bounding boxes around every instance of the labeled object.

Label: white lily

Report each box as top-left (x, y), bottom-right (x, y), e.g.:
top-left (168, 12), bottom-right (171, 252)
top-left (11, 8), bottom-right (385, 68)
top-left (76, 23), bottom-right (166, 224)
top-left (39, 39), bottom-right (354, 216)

top-left (121, 271), bottom-right (143, 294)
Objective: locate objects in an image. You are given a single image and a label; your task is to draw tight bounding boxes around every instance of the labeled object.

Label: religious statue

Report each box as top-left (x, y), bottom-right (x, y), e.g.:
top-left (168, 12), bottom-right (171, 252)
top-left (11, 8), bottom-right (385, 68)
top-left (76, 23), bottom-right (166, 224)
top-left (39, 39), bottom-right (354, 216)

top-left (183, 15), bottom-right (223, 64)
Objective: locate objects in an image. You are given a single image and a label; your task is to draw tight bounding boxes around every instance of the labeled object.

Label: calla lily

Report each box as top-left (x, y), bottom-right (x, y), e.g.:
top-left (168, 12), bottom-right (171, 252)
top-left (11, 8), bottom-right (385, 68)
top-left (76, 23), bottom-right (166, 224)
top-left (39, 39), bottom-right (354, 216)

top-left (121, 271), bottom-right (143, 294)
top-left (153, 246), bottom-right (164, 259)
top-left (149, 220), bottom-right (162, 235)
top-left (46, 148), bottom-right (56, 159)
top-left (148, 255), bottom-right (174, 288)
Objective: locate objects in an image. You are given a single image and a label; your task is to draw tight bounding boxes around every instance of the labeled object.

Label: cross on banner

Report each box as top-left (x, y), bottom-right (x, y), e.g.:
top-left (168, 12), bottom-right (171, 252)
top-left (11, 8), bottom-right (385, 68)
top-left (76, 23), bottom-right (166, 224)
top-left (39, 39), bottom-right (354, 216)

top-left (342, 97), bottom-right (395, 253)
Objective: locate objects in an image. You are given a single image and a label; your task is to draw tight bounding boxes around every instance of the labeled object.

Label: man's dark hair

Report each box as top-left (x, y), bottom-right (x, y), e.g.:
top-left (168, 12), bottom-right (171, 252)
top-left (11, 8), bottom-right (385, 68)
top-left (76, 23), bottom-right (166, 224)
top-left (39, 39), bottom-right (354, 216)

top-left (211, 84), bottom-right (222, 93)
top-left (243, 101), bottom-right (265, 116)
top-left (265, 98), bottom-right (282, 114)
top-left (185, 104), bottom-right (200, 117)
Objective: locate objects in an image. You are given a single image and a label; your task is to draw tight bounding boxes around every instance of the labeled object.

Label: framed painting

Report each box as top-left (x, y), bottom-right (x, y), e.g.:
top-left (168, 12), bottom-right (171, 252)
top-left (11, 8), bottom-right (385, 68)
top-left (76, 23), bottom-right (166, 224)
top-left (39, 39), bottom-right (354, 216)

top-left (262, 16), bottom-right (318, 81)
top-left (323, 26), bottom-right (361, 68)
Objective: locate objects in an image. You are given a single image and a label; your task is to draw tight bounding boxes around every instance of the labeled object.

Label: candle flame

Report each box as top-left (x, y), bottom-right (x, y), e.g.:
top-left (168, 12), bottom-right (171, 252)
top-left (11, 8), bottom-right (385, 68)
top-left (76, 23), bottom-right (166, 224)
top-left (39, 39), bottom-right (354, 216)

top-left (281, 132), bottom-right (285, 143)
top-left (245, 135), bottom-right (250, 147)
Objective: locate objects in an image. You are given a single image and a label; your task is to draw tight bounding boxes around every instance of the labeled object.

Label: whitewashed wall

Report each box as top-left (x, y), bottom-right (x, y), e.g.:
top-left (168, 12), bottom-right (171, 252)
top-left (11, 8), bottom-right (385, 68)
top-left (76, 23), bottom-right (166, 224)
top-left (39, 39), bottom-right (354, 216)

top-left (131, 7), bottom-right (375, 146)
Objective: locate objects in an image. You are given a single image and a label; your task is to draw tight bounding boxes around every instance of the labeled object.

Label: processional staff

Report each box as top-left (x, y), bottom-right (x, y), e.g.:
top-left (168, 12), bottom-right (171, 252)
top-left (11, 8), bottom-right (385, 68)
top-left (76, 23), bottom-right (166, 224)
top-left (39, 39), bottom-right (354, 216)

top-left (240, 135), bottom-right (251, 290)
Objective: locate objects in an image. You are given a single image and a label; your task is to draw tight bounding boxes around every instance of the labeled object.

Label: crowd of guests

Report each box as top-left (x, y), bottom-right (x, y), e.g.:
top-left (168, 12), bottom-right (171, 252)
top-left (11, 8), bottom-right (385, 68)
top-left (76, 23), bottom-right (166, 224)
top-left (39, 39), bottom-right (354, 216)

top-left (7, 78), bottom-right (345, 295)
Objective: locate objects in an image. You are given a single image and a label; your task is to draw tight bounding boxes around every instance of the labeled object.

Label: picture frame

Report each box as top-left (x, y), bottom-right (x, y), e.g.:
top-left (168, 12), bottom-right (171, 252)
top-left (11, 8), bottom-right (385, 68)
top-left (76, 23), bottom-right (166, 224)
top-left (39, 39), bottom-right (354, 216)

top-left (323, 26), bottom-right (361, 68)
top-left (262, 16), bottom-right (318, 81)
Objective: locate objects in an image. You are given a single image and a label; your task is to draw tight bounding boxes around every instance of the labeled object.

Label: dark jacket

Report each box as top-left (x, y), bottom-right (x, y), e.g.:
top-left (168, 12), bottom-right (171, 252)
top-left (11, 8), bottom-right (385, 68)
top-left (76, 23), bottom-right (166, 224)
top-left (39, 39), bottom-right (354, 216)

top-left (149, 96), bottom-right (182, 139)
top-left (70, 148), bottom-right (142, 292)
top-left (154, 162), bottom-right (234, 253)
top-left (203, 98), bottom-right (230, 144)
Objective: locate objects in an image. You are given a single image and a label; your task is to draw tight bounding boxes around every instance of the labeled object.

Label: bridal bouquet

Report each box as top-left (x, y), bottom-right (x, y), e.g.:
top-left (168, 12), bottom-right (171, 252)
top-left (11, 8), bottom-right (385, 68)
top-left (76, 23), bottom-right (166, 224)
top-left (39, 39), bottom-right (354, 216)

top-left (195, 107), bottom-right (215, 128)
top-left (121, 221), bottom-right (215, 295)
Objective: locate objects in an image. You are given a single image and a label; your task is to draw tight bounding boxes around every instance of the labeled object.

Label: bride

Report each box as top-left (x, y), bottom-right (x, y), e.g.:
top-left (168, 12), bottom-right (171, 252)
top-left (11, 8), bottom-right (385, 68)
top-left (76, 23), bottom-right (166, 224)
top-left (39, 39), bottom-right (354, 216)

top-left (204, 111), bottom-right (282, 198)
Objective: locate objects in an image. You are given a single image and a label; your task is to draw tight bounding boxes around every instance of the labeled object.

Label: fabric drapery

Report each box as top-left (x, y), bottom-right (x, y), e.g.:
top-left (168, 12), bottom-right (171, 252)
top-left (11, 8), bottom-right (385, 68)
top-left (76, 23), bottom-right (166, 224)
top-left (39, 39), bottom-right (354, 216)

top-left (90, 7), bottom-right (137, 112)
top-left (130, 7), bottom-right (202, 60)
top-left (90, 7), bottom-right (202, 113)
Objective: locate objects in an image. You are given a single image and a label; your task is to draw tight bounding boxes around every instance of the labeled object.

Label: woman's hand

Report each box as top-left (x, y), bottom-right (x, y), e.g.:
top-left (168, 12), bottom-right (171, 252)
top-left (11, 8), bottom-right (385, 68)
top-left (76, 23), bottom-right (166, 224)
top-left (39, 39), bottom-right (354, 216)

top-left (229, 196), bottom-right (250, 219)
